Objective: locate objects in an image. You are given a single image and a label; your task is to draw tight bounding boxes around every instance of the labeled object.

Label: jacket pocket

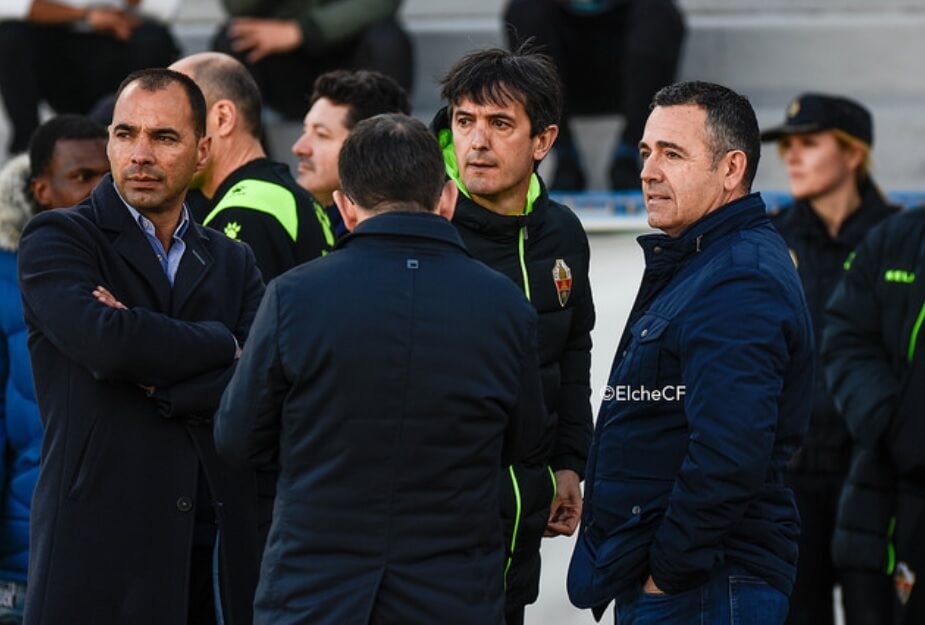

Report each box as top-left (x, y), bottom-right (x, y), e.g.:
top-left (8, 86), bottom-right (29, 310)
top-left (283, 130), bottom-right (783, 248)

top-left (568, 477), bottom-right (671, 609)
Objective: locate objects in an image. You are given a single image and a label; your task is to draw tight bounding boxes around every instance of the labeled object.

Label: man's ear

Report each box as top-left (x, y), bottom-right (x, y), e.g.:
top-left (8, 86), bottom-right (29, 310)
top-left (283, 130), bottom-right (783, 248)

top-left (532, 124), bottom-right (559, 162)
top-left (722, 150), bottom-right (748, 193)
top-left (211, 100), bottom-right (237, 139)
top-left (435, 180), bottom-right (458, 221)
top-left (333, 189), bottom-right (359, 232)
top-left (30, 177), bottom-right (51, 210)
top-left (195, 135), bottom-right (212, 174)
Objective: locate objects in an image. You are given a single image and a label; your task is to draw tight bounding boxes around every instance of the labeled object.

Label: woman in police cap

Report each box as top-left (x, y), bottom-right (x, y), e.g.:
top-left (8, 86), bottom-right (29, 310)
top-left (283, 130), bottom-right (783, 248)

top-left (763, 93), bottom-right (898, 625)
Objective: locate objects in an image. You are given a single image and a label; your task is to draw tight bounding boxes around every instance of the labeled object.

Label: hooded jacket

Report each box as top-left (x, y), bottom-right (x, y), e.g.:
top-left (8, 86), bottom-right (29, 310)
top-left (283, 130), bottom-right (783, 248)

top-left (0, 154), bottom-right (41, 583)
top-left (433, 107), bottom-right (595, 608)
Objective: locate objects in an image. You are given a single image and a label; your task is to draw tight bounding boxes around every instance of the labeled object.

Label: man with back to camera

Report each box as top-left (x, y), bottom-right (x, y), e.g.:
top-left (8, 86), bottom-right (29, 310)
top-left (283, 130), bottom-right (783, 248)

top-left (291, 68), bottom-right (410, 239)
top-left (214, 113), bottom-right (551, 625)
top-left (170, 51), bottom-right (333, 282)
top-left (432, 45), bottom-right (596, 624)
top-left (567, 81), bottom-right (814, 624)
top-left (0, 114), bottom-right (108, 625)
top-left (18, 69), bottom-right (264, 625)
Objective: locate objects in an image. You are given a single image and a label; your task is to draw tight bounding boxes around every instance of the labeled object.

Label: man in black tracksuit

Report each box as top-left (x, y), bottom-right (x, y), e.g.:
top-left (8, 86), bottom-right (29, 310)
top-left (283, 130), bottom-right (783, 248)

top-left (172, 52), bottom-right (333, 283)
top-left (762, 94), bottom-right (899, 625)
top-left (823, 207), bottom-right (925, 625)
top-left (435, 47), bottom-right (595, 625)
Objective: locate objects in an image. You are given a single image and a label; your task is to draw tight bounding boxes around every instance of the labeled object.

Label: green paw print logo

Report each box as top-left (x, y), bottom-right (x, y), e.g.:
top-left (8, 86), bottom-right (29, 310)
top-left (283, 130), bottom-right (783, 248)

top-left (224, 221), bottom-right (242, 240)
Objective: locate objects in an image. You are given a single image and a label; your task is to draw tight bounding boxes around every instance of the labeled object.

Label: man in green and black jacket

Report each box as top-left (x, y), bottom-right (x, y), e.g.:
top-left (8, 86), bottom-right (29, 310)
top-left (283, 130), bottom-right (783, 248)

top-left (172, 52), bottom-right (333, 282)
top-left (434, 46), bottom-right (595, 625)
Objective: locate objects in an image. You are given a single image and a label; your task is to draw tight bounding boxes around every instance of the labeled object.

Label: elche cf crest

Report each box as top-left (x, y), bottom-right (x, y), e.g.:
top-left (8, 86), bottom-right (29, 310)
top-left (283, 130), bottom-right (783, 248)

top-left (552, 259), bottom-right (572, 307)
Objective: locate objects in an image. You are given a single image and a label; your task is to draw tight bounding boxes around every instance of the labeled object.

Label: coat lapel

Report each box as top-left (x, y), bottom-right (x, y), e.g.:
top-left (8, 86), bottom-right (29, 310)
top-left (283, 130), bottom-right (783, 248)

top-left (172, 223), bottom-right (213, 315)
top-left (93, 178), bottom-right (172, 312)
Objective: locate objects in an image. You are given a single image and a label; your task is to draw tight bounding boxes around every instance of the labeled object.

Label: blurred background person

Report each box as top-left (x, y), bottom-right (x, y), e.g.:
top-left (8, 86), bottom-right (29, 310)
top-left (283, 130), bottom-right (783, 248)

top-left (763, 93), bottom-right (898, 625)
top-left (0, 114), bottom-right (107, 625)
top-left (0, 0), bottom-right (179, 155)
top-left (213, 0), bottom-right (412, 123)
top-left (503, 0), bottom-right (685, 191)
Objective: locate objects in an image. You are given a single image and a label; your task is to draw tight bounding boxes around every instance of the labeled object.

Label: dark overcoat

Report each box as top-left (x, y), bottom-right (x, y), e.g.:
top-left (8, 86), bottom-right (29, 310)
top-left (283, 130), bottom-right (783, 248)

top-left (18, 176), bottom-right (265, 625)
top-left (215, 212), bottom-right (552, 625)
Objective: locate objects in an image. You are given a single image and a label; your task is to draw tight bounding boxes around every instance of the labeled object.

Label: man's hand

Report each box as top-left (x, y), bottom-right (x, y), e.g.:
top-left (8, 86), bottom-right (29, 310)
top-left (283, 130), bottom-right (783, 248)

top-left (545, 469), bottom-right (582, 537)
top-left (643, 575), bottom-right (665, 595)
top-left (85, 7), bottom-right (139, 41)
top-left (93, 285), bottom-right (127, 310)
top-left (227, 18), bottom-right (303, 63)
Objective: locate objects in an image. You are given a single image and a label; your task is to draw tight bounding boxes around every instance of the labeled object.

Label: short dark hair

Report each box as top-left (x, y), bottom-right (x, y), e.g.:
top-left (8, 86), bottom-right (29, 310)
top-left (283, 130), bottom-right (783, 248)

top-left (187, 55), bottom-right (263, 138)
top-left (310, 70), bottom-right (410, 129)
top-left (652, 81), bottom-right (761, 190)
top-left (440, 43), bottom-right (561, 136)
top-left (29, 114), bottom-right (107, 177)
top-left (115, 68), bottom-right (207, 139)
top-left (338, 114), bottom-right (445, 213)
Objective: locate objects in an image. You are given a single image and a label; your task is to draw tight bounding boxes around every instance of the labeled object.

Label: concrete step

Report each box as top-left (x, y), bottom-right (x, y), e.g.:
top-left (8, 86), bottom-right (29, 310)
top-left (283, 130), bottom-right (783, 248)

top-left (4, 3), bottom-right (925, 194)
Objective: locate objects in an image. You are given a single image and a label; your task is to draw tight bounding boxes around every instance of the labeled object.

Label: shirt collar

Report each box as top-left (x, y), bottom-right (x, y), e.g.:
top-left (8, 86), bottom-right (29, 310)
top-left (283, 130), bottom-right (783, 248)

top-left (113, 181), bottom-right (190, 241)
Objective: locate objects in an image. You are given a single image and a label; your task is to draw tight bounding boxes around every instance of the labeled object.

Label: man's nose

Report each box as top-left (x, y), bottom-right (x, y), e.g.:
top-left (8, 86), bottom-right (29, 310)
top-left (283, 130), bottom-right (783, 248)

top-left (293, 134), bottom-right (311, 157)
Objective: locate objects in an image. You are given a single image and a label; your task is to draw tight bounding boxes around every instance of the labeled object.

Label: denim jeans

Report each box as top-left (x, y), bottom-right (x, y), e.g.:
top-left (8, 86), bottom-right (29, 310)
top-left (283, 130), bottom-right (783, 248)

top-left (615, 565), bottom-right (789, 625)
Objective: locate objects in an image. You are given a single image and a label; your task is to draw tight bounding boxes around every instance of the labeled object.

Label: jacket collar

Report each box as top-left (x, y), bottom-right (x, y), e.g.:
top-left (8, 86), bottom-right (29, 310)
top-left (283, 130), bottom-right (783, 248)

top-left (91, 174), bottom-right (214, 312)
top-left (637, 192), bottom-right (769, 269)
top-left (336, 210), bottom-right (469, 254)
top-left (776, 178), bottom-right (898, 246)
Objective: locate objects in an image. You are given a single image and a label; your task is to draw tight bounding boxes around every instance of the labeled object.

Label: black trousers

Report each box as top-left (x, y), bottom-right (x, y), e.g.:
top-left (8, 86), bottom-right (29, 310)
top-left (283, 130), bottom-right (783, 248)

top-left (786, 472), bottom-right (893, 625)
top-left (213, 17), bottom-right (413, 120)
top-left (503, 0), bottom-right (684, 149)
top-left (0, 20), bottom-right (178, 153)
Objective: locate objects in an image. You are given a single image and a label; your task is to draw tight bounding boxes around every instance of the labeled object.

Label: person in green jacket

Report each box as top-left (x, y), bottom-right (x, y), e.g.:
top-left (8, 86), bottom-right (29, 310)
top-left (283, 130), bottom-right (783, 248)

top-left (212, 0), bottom-right (412, 120)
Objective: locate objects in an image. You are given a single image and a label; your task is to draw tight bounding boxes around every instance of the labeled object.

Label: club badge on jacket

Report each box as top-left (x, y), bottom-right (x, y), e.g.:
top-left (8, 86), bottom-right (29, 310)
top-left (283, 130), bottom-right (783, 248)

top-left (553, 259), bottom-right (572, 307)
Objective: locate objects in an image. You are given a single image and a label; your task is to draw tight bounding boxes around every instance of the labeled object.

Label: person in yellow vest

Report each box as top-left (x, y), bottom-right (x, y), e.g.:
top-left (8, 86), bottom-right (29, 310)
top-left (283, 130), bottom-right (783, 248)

top-left (172, 51), bottom-right (333, 282)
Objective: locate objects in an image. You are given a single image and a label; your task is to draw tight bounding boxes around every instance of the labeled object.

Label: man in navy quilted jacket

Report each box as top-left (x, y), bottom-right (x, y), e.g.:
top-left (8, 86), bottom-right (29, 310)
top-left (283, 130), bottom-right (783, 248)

top-left (568, 81), bottom-right (814, 624)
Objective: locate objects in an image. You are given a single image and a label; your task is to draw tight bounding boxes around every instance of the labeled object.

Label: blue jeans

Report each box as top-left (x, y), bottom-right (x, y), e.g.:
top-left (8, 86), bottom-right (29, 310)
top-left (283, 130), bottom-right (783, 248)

top-left (615, 565), bottom-right (789, 625)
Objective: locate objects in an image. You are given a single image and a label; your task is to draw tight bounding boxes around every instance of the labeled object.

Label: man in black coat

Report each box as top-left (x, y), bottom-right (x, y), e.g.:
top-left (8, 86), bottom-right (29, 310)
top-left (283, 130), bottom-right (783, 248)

top-left (433, 46), bottom-right (595, 624)
top-left (215, 114), bottom-right (550, 625)
top-left (18, 69), bottom-right (265, 625)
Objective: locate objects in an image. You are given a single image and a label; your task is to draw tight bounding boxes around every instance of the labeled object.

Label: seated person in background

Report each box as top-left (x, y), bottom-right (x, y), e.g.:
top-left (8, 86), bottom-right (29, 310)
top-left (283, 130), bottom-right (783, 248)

top-left (762, 92), bottom-right (898, 625)
top-left (0, 114), bottom-right (108, 625)
top-left (213, 0), bottom-right (412, 121)
top-left (504, 0), bottom-right (685, 191)
top-left (291, 69), bottom-right (410, 239)
top-left (0, 0), bottom-right (179, 154)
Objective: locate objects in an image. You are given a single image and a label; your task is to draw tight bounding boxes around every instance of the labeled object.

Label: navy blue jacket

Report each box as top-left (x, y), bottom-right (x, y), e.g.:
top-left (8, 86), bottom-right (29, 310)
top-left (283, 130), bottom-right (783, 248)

top-left (568, 194), bottom-right (813, 616)
top-left (215, 211), bottom-right (551, 625)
